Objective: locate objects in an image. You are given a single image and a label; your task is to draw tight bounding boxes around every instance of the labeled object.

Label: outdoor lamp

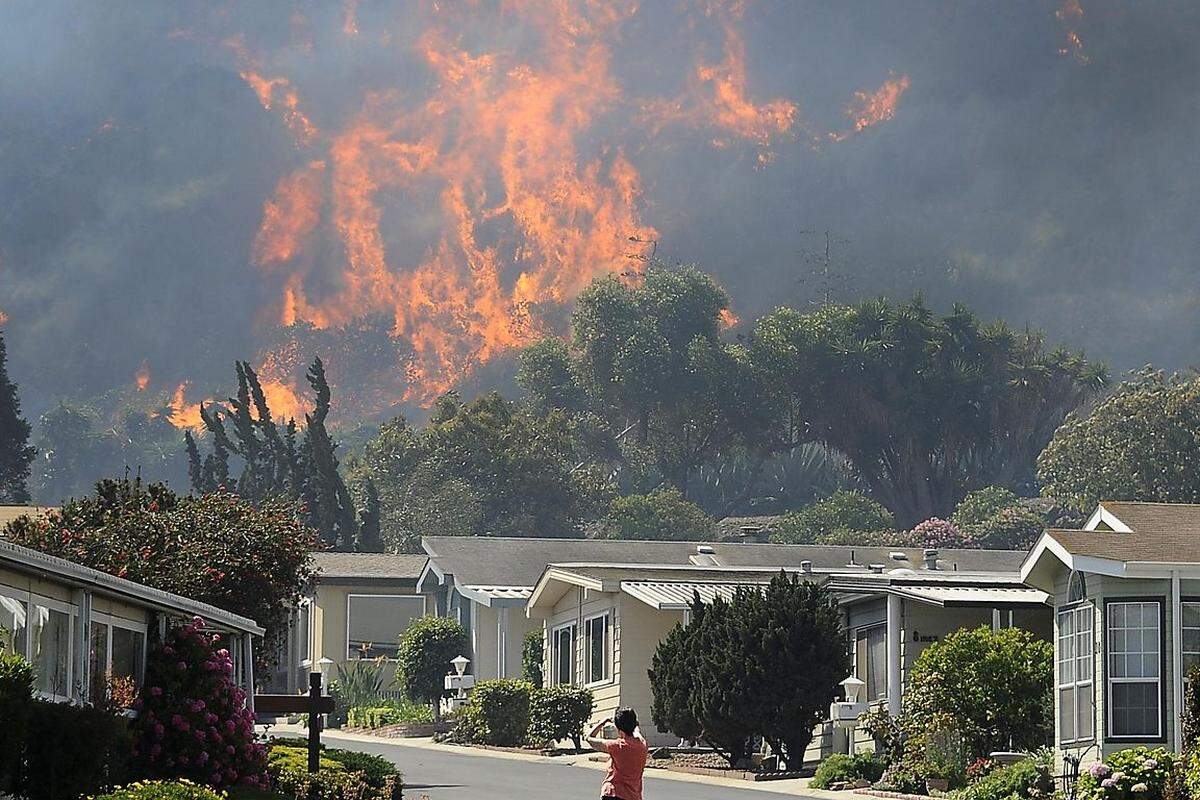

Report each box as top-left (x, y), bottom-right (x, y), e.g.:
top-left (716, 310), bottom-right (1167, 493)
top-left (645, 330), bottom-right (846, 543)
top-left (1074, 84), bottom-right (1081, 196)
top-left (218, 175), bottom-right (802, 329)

top-left (451, 655), bottom-right (470, 677)
top-left (840, 675), bottom-right (866, 704)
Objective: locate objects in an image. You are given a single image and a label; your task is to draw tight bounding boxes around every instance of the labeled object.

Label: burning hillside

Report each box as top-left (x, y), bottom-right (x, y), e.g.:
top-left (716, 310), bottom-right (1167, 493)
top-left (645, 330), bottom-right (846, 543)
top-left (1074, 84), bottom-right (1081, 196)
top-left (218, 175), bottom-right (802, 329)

top-left (143, 0), bottom-right (912, 424)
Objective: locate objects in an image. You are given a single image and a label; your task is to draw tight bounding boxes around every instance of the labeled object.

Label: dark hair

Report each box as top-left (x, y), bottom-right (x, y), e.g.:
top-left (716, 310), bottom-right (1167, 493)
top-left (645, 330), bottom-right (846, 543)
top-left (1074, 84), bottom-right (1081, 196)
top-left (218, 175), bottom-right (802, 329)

top-left (613, 707), bottom-right (638, 735)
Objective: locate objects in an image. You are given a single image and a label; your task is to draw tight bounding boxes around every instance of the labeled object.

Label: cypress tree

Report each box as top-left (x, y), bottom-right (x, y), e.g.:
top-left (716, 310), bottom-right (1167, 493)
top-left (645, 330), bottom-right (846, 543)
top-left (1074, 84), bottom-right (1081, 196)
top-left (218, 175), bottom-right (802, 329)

top-left (0, 332), bottom-right (34, 504)
top-left (649, 594), bottom-right (704, 742)
top-left (356, 478), bottom-right (382, 552)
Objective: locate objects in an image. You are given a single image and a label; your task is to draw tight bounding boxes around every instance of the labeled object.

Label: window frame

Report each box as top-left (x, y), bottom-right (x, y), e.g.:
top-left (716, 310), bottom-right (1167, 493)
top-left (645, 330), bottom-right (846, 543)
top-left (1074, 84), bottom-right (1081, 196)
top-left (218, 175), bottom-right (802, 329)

top-left (583, 611), bottom-right (612, 687)
top-left (89, 611), bottom-right (148, 702)
top-left (1181, 598), bottom-right (1200, 682)
top-left (1056, 601), bottom-right (1095, 745)
top-left (26, 593), bottom-right (76, 702)
top-left (551, 622), bottom-right (576, 685)
top-left (1104, 597), bottom-right (1167, 743)
top-left (852, 623), bottom-right (888, 703)
top-left (0, 588), bottom-right (30, 659)
top-left (344, 593), bottom-right (427, 661)
top-left (296, 598), bottom-right (313, 668)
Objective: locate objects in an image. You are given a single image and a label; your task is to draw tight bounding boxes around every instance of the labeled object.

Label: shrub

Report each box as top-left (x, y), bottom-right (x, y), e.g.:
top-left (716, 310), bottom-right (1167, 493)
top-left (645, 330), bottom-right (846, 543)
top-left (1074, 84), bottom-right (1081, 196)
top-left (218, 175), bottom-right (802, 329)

top-left (859, 708), bottom-right (904, 765)
top-left (521, 630), bottom-right (544, 687)
top-left (774, 491), bottom-right (894, 544)
top-left (908, 517), bottom-right (973, 549)
top-left (922, 719), bottom-right (971, 788)
top-left (0, 649), bottom-right (34, 794)
top-left (1080, 747), bottom-right (1180, 800)
top-left (875, 762), bottom-right (926, 795)
top-left (395, 616), bottom-right (468, 708)
top-left (951, 487), bottom-right (1021, 529)
top-left (528, 685), bottom-right (594, 749)
top-left (968, 505), bottom-right (1045, 550)
top-left (903, 626), bottom-right (1053, 759)
top-left (23, 698), bottom-right (132, 800)
top-left (93, 779), bottom-right (226, 800)
top-left (454, 679), bottom-right (534, 747)
top-left (810, 753), bottom-right (886, 789)
top-left (346, 700), bottom-right (434, 729)
top-left (954, 754), bottom-right (1055, 800)
top-left (131, 617), bottom-right (268, 789)
top-left (267, 745), bottom-right (400, 800)
top-left (592, 488), bottom-right (716, 541)
top-left (1184, 664), bottom-right (1200, 748)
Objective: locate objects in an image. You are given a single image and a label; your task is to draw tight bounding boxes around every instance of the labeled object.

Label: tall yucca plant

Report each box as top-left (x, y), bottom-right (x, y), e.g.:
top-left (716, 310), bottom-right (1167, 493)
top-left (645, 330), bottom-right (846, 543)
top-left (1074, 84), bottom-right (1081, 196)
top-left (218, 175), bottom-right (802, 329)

top-left (334, 656), bottom-right (390, 708)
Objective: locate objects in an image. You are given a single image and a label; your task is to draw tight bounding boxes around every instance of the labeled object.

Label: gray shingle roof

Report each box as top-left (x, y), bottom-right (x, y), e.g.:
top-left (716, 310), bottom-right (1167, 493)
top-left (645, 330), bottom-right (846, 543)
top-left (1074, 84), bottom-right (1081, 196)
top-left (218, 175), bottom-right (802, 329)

top-left (311, 552), bottom-right (427, 581)
top-left (422, 535), bottom-right (1027, 587)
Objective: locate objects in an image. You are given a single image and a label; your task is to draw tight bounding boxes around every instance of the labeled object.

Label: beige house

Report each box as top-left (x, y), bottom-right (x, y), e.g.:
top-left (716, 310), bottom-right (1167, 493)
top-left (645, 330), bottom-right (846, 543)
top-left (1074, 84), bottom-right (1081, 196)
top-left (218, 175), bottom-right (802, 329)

top-left (0, 536), bottom-right (263, 705)
top-left (524, 545), bottom-right (1040, 751)
top-left (1023, 501), bottom-right (1200, 762)
top-left (275, 552), bottom-right (428, 692)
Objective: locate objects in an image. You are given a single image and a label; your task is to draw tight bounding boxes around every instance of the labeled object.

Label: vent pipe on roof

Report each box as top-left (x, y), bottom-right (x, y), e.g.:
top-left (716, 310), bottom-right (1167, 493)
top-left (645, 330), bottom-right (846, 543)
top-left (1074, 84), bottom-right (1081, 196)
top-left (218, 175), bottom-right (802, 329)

top-left (738, 525), bottom-right (768, 544)
top-left (869, 564), bottom-right (885, 574)
top-left (889, 551), bottom-right (907, 561)
top-left (697, 545), bottom-right (716, 555)
top-left (800, 560), bottom-right (813, 574)
top-left (923, 549), bottom-right (939, 570)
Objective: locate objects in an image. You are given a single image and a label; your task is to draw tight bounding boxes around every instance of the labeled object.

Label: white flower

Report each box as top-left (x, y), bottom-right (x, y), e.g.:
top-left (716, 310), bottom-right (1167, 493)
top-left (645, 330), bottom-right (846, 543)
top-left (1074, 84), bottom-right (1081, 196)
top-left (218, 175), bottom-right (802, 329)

top-left (1132, 783), bottom-right (1149, 793)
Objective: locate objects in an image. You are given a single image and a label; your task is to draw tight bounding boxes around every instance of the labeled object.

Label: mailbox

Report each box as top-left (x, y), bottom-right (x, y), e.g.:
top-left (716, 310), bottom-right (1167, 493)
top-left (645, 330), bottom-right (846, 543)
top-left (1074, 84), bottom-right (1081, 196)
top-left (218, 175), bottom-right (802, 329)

top-left (829, 675), bottom-right (868, 730)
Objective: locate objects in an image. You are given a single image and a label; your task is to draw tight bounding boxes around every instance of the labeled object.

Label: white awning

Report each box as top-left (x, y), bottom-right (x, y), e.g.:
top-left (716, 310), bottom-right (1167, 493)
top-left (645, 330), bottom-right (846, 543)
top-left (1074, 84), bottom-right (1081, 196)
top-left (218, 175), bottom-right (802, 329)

top-left (890, 585), bottom-right (1050, 607)
top-left (459, 585), bottom-right (533, 607)
top-left (621, 580), bottom-right (768, 610)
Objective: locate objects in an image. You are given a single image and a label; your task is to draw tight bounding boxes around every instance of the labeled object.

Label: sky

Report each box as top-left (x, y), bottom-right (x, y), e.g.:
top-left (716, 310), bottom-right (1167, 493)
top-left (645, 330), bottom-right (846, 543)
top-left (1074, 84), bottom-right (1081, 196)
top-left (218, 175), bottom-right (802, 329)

top-left (2, 0), bottom-right (1199, 428)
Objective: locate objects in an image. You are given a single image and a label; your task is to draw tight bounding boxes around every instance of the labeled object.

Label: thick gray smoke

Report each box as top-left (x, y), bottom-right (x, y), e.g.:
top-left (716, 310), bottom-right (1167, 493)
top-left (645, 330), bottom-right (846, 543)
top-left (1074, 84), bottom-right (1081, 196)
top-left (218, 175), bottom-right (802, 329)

top-left (2, 0), bottom-right (1199, 428)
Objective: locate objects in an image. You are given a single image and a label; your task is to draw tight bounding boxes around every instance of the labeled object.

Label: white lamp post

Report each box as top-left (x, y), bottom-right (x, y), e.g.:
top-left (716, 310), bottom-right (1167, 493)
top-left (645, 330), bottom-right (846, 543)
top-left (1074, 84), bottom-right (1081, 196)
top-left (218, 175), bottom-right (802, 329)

top-left (830, 676), bottom-right (868, 754)
top-left (444, 655), bottom-right (476, 712)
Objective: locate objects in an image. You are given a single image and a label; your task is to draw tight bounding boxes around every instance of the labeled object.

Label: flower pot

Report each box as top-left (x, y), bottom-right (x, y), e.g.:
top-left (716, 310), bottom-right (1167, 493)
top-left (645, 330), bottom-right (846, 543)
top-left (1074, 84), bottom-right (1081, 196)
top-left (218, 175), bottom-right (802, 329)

top-left (926, 777), bottom-right (950, 792)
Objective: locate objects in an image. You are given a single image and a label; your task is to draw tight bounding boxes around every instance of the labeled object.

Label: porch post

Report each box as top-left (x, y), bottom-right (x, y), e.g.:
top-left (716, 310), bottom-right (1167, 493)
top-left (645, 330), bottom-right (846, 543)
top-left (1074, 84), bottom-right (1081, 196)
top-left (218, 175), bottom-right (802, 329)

top-left (886, 594), bottom-right (902, 716)
top-left (1173, 571), bottom-right (1183, 750)
top-left (244, 633), bottom-right (256, 713)
top-left (72, 589), bottom-right (92, 703)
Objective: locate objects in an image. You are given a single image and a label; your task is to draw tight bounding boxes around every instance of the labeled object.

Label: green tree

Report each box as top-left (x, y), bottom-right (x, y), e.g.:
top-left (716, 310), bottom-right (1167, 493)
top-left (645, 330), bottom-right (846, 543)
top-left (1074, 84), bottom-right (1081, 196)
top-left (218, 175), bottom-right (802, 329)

top-left (591, 487), bottom-right (716, 541)
top-left (520, 267), bottom-right (780, 505)
top-left (186, 359), bottom-right (360, 549)
top-left (395, 616), bottom-right (468, 714)
top-left (653, 576), bottom-right (849, 769)
top-left (521, 630), bottom-right (544, 687)
top-left (0, 332), bottom-right (34, 504)
top-left (1038, 367), bottom-right (1200, 511)
top-left (2, 477), bottom-right (317, 659)
top-left (751, 298), bottom-right (1107, 526)
top-left (774, 490), bottom-right (895, 544)
top-left (348, 394), bottom-right (606, 549)
top-left (903, 626), bottom-right (1053, 758)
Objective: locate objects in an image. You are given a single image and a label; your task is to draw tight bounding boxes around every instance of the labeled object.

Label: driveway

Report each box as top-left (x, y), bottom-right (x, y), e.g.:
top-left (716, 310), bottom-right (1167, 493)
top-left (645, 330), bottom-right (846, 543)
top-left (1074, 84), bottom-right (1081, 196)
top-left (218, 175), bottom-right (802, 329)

top-left (314, 731), bottom-right (820, 800)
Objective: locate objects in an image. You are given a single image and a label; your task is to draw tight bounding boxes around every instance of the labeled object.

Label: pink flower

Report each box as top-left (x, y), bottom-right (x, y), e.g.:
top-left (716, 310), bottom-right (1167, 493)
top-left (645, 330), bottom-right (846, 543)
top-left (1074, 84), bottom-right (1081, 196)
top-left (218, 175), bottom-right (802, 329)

top-left (197, 751), bottom-right (210, 765)
top-left (226, 745), bottom-right (236, 755)
top-left (162, 646), bottom-right (175, 656)
top-left (150, 686), bottom-right (163, 696)
top-left (154, 723), bottom-right (165, 738)
top-left (1101, 778), bottom-right (1116, 789)
top-left (176, 661), bottom-right (188, 671)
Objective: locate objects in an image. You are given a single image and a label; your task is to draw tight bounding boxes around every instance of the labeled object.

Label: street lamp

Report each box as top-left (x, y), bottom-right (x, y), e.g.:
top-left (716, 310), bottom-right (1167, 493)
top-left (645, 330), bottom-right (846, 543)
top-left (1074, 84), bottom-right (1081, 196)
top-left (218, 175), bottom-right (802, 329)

top-left (829, 676), bottom-right (868, 755)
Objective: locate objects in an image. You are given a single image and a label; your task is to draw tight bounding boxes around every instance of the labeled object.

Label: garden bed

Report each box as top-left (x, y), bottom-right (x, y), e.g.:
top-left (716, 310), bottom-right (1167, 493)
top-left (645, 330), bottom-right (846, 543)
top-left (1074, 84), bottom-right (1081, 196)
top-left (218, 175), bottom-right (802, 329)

top-left (339, 721), bottom-right (453, 738)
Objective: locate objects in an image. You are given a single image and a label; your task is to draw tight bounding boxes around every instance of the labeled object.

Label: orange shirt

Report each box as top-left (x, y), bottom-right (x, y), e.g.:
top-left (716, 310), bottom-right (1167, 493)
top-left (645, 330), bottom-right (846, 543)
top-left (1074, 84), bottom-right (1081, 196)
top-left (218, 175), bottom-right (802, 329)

top-left (599, 733), bottom-right (649, 800)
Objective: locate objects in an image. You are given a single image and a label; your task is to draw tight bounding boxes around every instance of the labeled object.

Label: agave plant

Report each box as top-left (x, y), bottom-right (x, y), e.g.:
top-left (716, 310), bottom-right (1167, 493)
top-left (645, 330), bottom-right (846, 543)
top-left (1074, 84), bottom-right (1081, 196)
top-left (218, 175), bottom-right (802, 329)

top-left (333, 656), bottom-right (392, 708)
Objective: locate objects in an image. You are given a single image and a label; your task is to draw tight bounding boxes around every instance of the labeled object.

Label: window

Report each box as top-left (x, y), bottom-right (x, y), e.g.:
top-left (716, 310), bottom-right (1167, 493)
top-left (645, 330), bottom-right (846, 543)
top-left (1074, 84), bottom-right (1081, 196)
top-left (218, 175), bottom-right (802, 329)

top-left (1068, 571), bottom-right (1087, 603)
top-left (346, 594), bottom-right (425, 659)
top-left (1057, 604), bottom-right (1094, 743)
top-left (552, 624), bottom-right (575, 685)
top-left (296, 600), bottom-right (311, 664)
top-left (89, 615), bottom-right (147, 702)
top-left (1182, 602), bottom-right (1200, 678)
top-left (0, 593), bottom-right (27, 656)
top-left (32, 604), bottom-right (71, 698)
top-left (585, 613), bottom-right (610, 684)
top-left (854, 625), bottom-right (887, 702)
top-left (1107, 600), bottom-right (1162, 739)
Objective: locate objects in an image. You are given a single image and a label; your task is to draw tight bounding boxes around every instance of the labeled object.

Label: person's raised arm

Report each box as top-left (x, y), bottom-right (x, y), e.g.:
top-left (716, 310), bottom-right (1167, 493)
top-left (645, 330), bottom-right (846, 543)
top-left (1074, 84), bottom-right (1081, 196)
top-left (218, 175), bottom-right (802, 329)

top-left (586, 718), bottom-right (611, 752)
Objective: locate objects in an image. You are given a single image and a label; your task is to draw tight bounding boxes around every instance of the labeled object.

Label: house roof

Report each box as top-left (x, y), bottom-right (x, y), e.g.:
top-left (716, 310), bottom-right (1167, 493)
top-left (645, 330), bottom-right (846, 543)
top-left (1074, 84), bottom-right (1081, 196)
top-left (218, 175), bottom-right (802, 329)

top-left (311, 552), bottom-right (427, 582)
top-left (0, 506), bottom-right (54, 528)
top-left (0, 538), bottom-right (263, 635)
top-left (1046, 500), bottom-right (1200, 563)
top-left (421, 535), bottom-right (1028, 590)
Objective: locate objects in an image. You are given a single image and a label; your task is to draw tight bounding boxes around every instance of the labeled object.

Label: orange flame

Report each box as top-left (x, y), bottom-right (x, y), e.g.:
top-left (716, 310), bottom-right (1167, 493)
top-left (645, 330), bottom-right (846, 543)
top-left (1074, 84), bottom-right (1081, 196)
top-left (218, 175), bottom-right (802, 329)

top-left (225, 35), bottom-right (317, 147)
top-left (168, 382), bottom-right (205, 431)
top-left (135, 360), bottom-right (151, 391)
top-left (1056, 0), bottom-right (1089, 63)
top-left (253, 161), bottom-right (325, 269)
top-left (342, 0), bottom-right (360, 36)
top-left (830, 74), bottom-right (911, 142)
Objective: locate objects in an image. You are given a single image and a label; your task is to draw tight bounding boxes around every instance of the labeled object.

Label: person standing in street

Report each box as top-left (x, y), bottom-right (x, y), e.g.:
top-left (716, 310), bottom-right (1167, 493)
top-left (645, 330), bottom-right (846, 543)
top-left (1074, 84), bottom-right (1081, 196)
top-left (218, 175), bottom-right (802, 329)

top-left (586, 707), bottom-right (649, 800)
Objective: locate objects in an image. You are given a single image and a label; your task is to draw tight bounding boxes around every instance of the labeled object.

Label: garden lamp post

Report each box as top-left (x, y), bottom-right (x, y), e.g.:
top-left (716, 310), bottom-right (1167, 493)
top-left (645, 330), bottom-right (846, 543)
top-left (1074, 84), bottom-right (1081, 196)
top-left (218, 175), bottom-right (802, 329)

top-left (444, 654), bottom-right (475, 712)
top-left (830, 675), bottom-right (868, 755)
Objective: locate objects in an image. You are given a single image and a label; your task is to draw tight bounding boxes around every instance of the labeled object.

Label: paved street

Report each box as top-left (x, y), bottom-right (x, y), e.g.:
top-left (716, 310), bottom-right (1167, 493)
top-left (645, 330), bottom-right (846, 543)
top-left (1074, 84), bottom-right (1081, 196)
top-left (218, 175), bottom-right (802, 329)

top-left (317, 732), bottom-right (817, 800)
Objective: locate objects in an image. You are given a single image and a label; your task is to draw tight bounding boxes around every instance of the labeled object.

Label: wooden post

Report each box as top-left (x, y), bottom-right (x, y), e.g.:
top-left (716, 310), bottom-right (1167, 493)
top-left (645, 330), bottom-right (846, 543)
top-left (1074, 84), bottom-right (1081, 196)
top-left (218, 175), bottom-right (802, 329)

top-left (308, 671), bottom-right (322, 773)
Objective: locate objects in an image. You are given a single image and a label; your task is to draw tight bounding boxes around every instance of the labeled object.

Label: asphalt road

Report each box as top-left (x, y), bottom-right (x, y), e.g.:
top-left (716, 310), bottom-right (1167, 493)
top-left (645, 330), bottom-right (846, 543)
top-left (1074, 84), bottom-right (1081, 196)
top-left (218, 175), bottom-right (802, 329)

top-left (319, 733), bottom-right (813, 800)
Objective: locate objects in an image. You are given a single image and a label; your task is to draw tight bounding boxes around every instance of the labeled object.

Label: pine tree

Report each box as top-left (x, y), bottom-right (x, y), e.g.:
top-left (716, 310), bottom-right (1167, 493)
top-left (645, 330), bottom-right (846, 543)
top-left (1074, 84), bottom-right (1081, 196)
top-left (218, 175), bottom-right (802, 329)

top-left (0, 332), bottom-right (34, 504)
top-left (356, 478), bottom-right (382, 552)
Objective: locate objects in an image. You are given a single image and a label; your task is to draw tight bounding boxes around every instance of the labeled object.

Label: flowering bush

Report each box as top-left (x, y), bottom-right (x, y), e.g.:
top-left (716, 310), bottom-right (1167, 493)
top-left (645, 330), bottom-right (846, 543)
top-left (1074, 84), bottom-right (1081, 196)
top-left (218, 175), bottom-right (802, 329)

top-left (909, 517), bottom-right (973, 549)
top-left (91, 779), bottom-right (226, 800)
top-left (1078, 747), bottom-right (1180, 800)
top-left (131, 617), bottom-right (267, 790)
